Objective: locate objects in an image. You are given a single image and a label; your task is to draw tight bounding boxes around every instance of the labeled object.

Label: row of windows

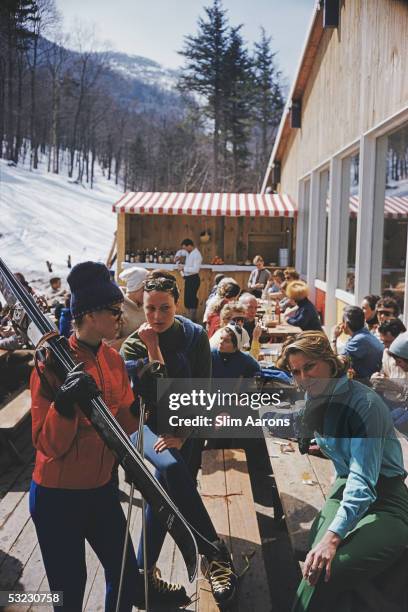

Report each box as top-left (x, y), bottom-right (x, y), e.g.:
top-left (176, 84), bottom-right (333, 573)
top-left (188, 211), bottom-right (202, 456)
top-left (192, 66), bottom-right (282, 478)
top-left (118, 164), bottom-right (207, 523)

top-left (300, 121), bottom-right (408, 309)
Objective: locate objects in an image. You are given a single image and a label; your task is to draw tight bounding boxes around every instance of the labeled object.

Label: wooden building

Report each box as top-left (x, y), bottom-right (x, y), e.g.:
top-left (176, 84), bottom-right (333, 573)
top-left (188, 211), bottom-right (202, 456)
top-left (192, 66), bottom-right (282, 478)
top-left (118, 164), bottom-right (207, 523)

top-left (262, 0), bottom-right (408, 328)
top-left (113, 192), bottom-right (296, 317)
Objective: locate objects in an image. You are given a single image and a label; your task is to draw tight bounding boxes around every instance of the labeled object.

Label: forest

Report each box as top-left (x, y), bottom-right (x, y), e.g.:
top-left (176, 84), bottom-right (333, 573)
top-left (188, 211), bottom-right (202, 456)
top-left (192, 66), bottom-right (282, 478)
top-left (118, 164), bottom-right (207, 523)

top-left (0, 0), bottom-right (285, 192)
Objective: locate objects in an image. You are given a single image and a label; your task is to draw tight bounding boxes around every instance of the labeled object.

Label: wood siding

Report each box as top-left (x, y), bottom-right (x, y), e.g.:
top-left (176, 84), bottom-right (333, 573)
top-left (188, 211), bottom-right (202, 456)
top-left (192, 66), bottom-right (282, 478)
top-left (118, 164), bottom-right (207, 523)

top-left (125, 215), bottom-right (294, 266)
top-left (279, 0), bottom-right (408, 197)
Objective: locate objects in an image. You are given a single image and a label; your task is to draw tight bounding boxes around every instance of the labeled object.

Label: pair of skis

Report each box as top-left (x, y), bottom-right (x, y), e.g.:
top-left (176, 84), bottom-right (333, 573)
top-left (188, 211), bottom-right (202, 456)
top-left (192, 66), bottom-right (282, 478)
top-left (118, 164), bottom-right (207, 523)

top-left (0, 258), bottom-right (215, 587)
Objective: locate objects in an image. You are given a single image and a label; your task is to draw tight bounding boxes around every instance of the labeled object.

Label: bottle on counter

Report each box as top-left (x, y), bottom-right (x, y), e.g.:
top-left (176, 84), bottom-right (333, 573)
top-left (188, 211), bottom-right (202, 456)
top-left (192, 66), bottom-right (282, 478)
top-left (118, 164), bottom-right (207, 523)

top-left (275, 301), bottom-right (281, 324)
top-left (135, 250), bottom-right (140, 263)
top-left (153, 247), bottom-right (158, 264)
top-left (130, 252), bottom-right (135, 263)
top-left (164, 250), bottom-right (170, 264)
top-left (158, 250), bottom-right (164, 264)
top-left (125, 251), bottom-right (130, 263)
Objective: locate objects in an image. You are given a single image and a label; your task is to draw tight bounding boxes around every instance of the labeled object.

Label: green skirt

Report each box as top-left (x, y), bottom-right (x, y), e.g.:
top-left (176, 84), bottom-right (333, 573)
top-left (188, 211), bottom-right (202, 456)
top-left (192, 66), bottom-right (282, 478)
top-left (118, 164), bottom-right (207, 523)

top-left (292, 475), bottom-right (408, 612)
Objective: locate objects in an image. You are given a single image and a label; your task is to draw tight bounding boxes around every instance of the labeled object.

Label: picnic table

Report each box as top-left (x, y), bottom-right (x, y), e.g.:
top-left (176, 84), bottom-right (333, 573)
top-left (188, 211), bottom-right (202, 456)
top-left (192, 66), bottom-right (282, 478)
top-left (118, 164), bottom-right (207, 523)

top-left (265, 323), bottom-right (302, 343)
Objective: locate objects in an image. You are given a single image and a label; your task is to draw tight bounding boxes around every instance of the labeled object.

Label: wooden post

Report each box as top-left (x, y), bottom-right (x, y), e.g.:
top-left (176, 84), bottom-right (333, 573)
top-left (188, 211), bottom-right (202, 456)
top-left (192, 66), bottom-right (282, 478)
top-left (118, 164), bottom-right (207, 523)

top-left (116, 213), bottom-right (127, 278)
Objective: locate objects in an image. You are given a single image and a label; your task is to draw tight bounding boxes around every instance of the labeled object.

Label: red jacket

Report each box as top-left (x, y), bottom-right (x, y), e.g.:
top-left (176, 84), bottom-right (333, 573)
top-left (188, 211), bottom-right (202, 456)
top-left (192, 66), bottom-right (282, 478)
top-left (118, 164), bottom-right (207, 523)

top-left (30, 335), bottom-right (138, 489)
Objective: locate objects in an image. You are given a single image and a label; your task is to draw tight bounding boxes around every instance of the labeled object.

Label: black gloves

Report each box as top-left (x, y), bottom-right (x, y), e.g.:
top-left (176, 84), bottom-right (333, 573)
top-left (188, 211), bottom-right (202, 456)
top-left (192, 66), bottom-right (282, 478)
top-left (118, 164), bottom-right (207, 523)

top-left (136, 361), bottom-right (167, 411)
top-left (54, 365), bottom-right (100, 419)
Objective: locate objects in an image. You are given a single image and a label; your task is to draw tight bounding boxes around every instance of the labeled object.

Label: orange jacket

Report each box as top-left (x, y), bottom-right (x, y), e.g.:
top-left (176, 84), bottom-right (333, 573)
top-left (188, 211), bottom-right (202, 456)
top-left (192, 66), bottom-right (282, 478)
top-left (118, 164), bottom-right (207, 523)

top-left (30, 335), bottom-right (138, 489)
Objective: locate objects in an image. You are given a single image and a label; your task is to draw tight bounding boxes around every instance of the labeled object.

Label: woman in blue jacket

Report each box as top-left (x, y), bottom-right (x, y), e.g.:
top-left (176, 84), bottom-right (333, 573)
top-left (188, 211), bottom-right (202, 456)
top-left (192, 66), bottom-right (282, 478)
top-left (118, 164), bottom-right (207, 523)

top-left (277, 331), bottom-right (408, 611)
top-left (284, 281), bottom-right (322, 331)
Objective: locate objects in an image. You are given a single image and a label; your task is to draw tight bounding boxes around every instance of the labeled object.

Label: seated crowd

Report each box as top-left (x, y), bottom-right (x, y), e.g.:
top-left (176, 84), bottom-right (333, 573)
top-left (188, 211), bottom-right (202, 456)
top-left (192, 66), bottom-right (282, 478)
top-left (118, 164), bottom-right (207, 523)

top-left (4, 254), bottom-right (408, 612)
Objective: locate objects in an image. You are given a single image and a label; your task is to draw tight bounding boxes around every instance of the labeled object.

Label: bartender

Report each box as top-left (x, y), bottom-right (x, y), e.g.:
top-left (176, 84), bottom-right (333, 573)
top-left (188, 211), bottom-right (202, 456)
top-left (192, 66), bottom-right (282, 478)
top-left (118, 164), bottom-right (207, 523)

top-left (178, 238), bottom-right (202, 322)
top-left (247, 255), bottom-right (271, 298)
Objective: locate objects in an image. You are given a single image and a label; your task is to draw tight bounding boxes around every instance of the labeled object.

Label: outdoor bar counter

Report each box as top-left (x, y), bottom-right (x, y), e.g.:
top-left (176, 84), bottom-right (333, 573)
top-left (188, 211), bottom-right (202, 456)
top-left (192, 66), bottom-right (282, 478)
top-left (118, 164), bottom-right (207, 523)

top-left (113, 192), bottom-right (298, 319)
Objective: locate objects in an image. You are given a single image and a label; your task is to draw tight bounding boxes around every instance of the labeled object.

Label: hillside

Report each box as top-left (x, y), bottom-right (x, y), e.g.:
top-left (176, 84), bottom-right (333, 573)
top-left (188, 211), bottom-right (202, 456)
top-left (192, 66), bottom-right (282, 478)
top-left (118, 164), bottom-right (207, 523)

top-left (0, 158), bottom-right (119, 290)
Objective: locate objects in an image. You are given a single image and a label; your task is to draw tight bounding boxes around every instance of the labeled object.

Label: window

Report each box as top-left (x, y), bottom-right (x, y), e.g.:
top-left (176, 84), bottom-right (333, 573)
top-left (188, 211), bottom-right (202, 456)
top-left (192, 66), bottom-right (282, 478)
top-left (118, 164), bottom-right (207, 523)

top-left (338, 152), bottom-right (359, 294)
top-left (316, 168), bottom-right (330, 282)
top-left (377, 123), bottom-right (408, 310)
top-left (298, 178), bottom-right (310, 276)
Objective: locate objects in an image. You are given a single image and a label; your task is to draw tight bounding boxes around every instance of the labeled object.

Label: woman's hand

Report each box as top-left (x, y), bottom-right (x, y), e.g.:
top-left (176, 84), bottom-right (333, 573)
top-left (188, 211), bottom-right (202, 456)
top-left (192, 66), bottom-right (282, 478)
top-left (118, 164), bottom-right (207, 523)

top-left (303, 530), bottom-right (341, 586)
top-left (138, 322), bottom-right (159, 347)
top-left (153, 434), bottom-right (183, 453)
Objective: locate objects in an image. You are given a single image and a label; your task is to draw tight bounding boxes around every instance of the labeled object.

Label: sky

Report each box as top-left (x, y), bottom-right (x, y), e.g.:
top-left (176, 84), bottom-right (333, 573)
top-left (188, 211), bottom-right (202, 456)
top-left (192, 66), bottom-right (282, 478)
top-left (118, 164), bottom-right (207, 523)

top-left (54, 0), bottom-right (316, 83)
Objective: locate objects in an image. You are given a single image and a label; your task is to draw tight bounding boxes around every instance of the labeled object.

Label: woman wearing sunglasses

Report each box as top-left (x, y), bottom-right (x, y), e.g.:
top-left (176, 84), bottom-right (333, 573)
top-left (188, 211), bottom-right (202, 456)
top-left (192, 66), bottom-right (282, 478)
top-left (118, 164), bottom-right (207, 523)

top-left (29, 262), bottom-right (144, 611)
top-left (277, 331), bottom-right (408, 612)
top-left (209, 302), bottom-right (250, 347)
top-left (121, 270), bottom-right (238, 609)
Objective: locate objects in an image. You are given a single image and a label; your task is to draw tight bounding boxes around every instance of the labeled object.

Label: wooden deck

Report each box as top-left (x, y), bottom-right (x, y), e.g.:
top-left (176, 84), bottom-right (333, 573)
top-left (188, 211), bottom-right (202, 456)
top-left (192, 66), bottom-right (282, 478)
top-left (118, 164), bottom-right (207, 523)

top-left (0, 423), bottom-right (291, 612)
top-left (0, 451), bottom-right (198, 611)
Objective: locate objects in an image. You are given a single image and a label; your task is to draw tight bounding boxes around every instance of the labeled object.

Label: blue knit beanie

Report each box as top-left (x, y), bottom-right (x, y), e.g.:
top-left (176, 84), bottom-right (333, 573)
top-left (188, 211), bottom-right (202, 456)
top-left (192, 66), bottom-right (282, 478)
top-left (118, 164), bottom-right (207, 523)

top-left (389, 331), bottom-right (408, 360)
top-left (68, 261), bottom-right (123, 318)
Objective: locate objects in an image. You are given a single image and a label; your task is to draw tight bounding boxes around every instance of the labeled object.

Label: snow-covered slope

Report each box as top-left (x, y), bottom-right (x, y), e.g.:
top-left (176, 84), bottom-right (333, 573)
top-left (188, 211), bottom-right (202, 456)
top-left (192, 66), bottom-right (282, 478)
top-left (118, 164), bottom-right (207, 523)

top-left (0, 159), bottom-right (119, 290)
top-left (106, 51), bottom-right (179, 91)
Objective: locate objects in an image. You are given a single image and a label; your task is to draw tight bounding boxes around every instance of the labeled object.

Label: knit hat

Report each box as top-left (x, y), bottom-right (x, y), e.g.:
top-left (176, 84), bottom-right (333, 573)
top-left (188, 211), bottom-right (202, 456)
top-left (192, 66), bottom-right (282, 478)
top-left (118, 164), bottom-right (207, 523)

top-left (119, 266), bottom-right (148, 292)
top-left (224, 323), bottom-right (244, 351)
top-left (389, 331), bottom-right (408, 360)
top-left (68, 261), bottom-right (123, 318)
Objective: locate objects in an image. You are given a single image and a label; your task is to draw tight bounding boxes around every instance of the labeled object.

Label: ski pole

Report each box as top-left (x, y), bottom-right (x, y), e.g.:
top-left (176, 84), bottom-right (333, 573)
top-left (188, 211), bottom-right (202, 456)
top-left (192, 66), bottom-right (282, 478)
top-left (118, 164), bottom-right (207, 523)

top-left (139, 402), bottom-right (149, 611)
top-left (116, 400), bottom-right (148, 612)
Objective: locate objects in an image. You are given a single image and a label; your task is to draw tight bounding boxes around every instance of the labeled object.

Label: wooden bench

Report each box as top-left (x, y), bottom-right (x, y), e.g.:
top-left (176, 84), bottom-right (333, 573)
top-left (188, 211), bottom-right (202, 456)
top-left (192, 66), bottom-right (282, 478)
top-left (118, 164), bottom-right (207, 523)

top-left (265, 432), bottom-right (408, 610)
top-left (263, 434), bottom-right (333, 560)
top-left (0, 388), bottom-right (31, 464)
top-left (265, 431), bottom-right (408, 562)
top-left (196, 448), bottom-right (272, 611)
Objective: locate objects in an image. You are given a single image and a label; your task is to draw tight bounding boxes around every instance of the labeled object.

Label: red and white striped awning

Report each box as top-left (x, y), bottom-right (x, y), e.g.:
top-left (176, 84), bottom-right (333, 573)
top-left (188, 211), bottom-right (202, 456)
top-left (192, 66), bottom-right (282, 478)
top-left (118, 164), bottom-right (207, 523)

top-left (349, 195), bottom-right (408, 219)
top-left (112, 192), bottom-right (297, 217)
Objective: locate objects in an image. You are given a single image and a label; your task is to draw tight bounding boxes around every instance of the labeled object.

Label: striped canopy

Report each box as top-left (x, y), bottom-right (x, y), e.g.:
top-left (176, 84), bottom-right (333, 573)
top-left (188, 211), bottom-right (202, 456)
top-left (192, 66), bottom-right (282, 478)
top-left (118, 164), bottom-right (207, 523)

top-left (112, 192), bottom-right (297, 217)
top-left (349, 195), bottom-right (408, 219)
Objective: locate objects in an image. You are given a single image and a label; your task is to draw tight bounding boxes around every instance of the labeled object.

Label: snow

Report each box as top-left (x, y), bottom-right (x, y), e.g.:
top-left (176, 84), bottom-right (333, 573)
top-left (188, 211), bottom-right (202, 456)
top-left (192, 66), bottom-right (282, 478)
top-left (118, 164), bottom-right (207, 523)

top-left (0, 157), bottom-right (120, 293)
top-left (106, 51), bottom-right (179, 91)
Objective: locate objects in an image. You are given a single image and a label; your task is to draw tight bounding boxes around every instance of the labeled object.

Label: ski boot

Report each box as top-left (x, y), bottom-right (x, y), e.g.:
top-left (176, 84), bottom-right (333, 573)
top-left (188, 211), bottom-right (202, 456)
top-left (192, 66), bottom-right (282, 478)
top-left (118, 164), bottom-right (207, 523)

top-left (203, 539), bottom-right (238, 610)
top-left (135, 565), bottom-right (191, 609)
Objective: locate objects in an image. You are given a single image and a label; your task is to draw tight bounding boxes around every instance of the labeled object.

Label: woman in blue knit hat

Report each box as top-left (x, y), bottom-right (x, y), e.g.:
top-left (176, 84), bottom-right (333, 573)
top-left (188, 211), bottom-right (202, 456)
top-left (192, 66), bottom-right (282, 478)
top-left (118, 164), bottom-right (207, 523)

top-left (29, 261), bottom-right (163, 611)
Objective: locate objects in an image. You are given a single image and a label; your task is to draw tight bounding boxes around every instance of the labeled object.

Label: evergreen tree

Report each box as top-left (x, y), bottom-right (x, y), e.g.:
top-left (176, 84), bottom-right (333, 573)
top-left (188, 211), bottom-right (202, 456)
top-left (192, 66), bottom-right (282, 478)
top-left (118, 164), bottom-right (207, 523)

top-left (0, 0), bottom-right (37, 161)
top-left (178, 0), bottom-right (230, 187)
top-left (253, 28), bottom-right (284, 179)
top-left (127, 135), bottom-right (148, 191)
top-left (222, 26), bottom-right (255, 190)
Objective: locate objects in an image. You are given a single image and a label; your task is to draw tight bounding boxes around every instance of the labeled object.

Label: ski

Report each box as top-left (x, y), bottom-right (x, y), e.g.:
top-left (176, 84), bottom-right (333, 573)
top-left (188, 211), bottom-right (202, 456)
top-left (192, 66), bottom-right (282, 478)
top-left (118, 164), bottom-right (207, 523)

top-left (0, 258), bottom-right (199, 582)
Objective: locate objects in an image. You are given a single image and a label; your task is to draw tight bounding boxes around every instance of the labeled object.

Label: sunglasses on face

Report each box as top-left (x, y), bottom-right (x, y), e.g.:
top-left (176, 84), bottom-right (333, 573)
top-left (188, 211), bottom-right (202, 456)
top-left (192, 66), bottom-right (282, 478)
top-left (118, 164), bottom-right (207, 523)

top-left (105, 307), bottom-right (123, 319)
top-left (231, 316), bottom-right (245, 323)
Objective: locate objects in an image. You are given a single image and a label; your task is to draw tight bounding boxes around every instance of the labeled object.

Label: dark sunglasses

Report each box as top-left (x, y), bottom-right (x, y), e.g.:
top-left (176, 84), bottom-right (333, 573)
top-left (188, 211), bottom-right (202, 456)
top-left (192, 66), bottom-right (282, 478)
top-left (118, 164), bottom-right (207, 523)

top-left (105, 307), bottom-right (123, 319)
top-left (231, 316), bottom-right (245, 323)
top-left (144, 278), bottom-right (176, 291)
top-left (228, 322), bottom-right (243, 335)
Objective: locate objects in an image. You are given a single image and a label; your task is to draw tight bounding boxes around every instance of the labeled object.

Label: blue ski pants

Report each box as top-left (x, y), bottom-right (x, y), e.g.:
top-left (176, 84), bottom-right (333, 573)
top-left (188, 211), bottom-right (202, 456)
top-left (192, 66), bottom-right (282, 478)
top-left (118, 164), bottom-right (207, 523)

top-left (29, 480), bottom-right (142, 612)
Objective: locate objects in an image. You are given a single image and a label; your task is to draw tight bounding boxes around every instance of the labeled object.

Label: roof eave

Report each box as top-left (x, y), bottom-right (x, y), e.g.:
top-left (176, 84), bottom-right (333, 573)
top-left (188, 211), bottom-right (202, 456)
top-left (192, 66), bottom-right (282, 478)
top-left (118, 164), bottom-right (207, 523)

top-left (261, 2), bottom-right (323, 193)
